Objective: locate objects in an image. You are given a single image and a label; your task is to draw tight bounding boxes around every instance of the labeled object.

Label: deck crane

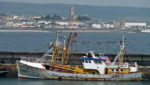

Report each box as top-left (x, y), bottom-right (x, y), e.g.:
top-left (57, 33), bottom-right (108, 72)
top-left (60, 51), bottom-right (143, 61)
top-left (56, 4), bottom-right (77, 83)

top-left (61, 32), bottom-right (77, 65)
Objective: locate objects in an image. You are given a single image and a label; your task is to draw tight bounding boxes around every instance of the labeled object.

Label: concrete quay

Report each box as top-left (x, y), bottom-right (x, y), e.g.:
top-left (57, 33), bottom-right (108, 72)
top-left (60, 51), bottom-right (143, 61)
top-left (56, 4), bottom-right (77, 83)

top-left (0, 51), bottom-right (150, 65)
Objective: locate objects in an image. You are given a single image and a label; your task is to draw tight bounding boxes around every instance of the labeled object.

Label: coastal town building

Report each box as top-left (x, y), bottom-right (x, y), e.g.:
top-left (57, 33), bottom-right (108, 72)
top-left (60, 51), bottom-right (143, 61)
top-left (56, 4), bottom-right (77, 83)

top-left (125, 22), bottom-right (147, 28)
top-left (56, 21), bottom-right (68, 26)
top-left (103, 22), bottom-right (114, 29)
top-left (113, 18), bottom-right (125, 29)
top-left (0, 5), bottom-right (148, 30)
top-left (92, 23), bottom-right (102, 29)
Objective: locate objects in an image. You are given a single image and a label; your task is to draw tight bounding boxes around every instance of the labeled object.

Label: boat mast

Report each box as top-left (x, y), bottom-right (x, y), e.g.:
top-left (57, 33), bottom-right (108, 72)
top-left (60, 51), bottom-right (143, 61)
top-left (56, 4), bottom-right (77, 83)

top-left (51, 32), bottom-right (62, 65)
top-left (63, 36), bottom-right (66, 50)
top-left (50, 32), bottom-right (77, 65)
top-left (61, 36), bottom-right (67, 64)
top-left (65, 33), bottom-right (77, 64)
top-left (118, 36), bottom-right (125, 65)
top-left (112, 36), bottom-right (126, 65)
top-left (56, 32), bottom-right (59, 46)
top-left (61, 32), bottom-right (77, 65)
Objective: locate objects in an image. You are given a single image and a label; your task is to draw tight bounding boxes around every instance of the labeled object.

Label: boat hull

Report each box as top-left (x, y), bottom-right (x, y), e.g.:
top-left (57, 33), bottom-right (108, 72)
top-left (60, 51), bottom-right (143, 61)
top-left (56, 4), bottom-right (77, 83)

top-left (17, 61), bottom-right (142, 80)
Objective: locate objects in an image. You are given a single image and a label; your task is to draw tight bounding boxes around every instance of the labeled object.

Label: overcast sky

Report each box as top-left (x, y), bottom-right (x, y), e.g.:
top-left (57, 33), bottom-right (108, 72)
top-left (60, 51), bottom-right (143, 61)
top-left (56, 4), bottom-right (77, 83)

top-left (1, 0), bottom-right (150, 8)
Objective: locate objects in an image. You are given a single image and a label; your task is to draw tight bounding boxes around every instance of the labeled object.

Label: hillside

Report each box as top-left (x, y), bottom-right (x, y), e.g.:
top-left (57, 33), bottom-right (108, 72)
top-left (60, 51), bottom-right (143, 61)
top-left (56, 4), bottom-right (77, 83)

top-left (0, 2), bottom-right (150, 22)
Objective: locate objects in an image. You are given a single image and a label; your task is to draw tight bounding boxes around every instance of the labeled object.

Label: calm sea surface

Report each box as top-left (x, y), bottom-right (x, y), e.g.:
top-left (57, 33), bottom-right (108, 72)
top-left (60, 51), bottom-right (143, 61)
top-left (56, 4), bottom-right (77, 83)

top-left (0, 32), bottom-right (150, 54)
top-left (0, 32), bottom-right (150, 85)
top-left (0, 77), bottom-right (150, 85)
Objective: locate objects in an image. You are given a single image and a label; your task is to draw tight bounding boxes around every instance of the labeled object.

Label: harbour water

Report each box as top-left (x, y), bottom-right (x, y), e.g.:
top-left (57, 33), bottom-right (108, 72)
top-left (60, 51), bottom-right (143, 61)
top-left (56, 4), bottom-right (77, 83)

top-left (0, 32), bottom-right (150, 54)
top-left (0, 77), bottom-right (150, 85)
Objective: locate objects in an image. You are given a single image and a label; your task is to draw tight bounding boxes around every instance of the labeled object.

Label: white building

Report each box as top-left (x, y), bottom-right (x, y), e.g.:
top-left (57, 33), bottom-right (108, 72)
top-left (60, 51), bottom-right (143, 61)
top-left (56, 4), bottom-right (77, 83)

top-left (32, 16), bottom-right (41, 19)
top-left (38, 21), bottom-right (51, 25)
top-left (103, 23), bottom-right (114, 28)
top-left (56, 21), bottom-right (68, 26)
top-left (92, 24), bottom-right (102, 29)
top-left (125, 22), bottom-right (147, 28)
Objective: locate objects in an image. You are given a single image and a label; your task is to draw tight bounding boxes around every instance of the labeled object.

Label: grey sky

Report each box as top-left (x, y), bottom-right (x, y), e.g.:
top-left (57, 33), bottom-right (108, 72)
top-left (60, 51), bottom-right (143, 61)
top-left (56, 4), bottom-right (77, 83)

top-left (1, 0), bottom-right (150, 8)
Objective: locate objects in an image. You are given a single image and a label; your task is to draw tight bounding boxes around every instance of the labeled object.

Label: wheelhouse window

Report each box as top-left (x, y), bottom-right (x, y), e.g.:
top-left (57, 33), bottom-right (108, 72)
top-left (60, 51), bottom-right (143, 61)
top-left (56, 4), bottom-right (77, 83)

top-left (121, 69), bottom-right (124, 72)
top-left (111, 69), bottom-right (114, 72)
top-left (111, 69), bottom-right (118, 72)
top-left (82, 60), bottom-right (84, 63)
top-left (85, 60), bottom-right (88, 63)
top-left (83, 60), bottom-right (91, 63)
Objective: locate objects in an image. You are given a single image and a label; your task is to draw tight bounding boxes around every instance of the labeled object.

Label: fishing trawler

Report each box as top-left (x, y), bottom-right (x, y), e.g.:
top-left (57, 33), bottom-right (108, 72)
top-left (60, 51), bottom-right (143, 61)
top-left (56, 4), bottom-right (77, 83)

top-left (17, 33), bottom-right (142, 80)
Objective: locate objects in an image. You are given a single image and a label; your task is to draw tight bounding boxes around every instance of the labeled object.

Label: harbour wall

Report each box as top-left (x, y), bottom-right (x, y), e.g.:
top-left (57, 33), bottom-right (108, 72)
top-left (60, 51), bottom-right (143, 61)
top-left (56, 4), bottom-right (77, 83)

top-left (0, 51), bottom-right (150, 65)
